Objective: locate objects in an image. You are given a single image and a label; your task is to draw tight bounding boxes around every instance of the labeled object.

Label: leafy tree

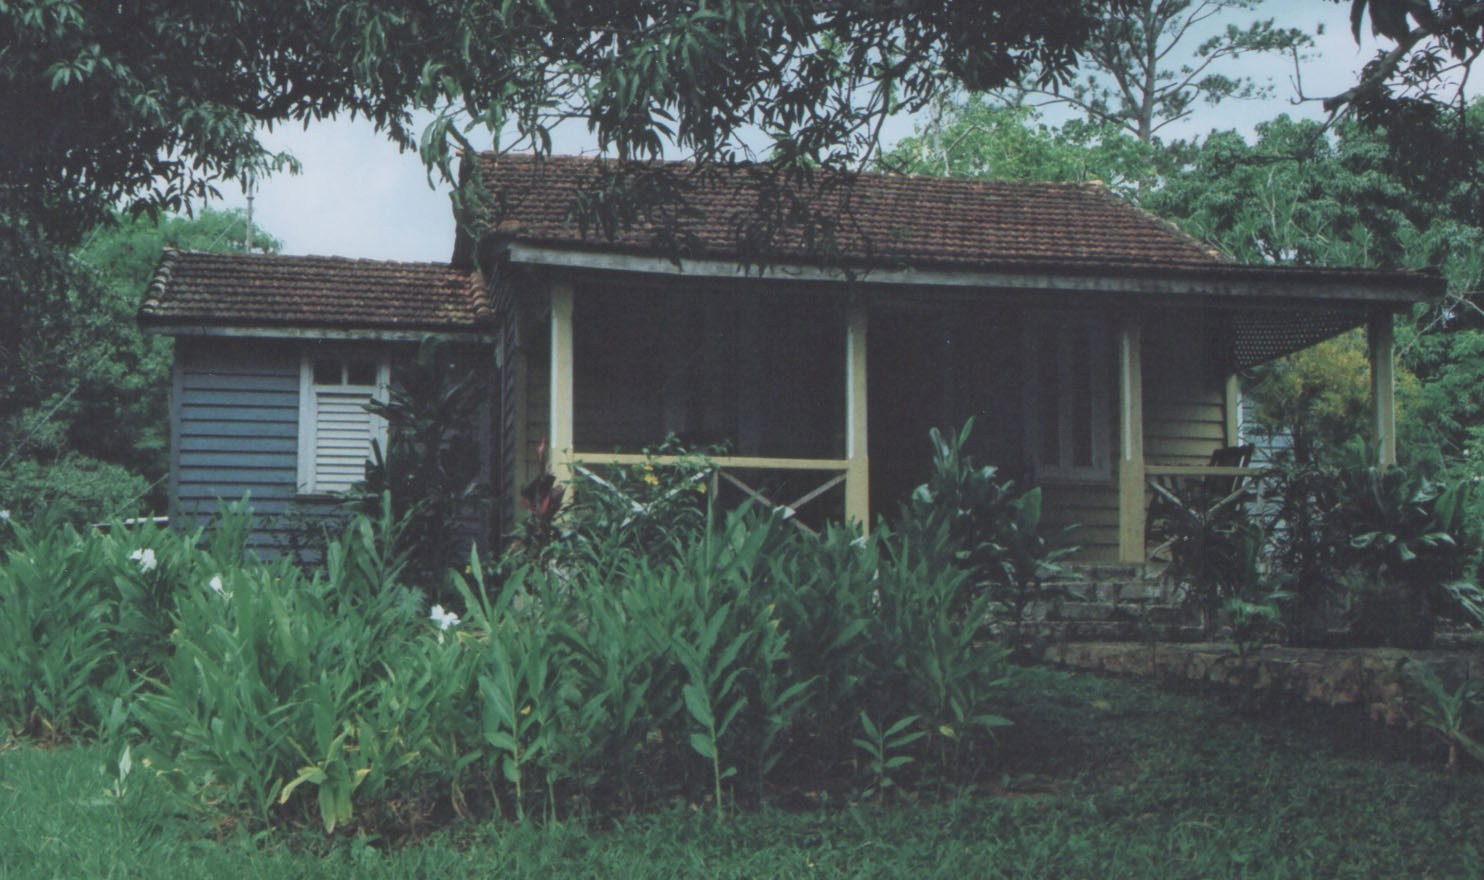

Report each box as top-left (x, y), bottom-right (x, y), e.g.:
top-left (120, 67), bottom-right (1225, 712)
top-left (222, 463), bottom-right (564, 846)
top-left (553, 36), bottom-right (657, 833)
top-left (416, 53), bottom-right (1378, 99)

top-left (1318, 0), bottom-right (1484, 123)
top-left (1141, 115), bottom-right (1424, 266)
top-left (2, 0), bottom-right (1115, 247)
top-left (1009, 0), bottom-right (1313, 143)
top-left (879, 99), bottom-right (1159, 197)
top-left (0, 208), bottom-right (279, 524)
top-left (1137, 114), bottom-right (1484, 463)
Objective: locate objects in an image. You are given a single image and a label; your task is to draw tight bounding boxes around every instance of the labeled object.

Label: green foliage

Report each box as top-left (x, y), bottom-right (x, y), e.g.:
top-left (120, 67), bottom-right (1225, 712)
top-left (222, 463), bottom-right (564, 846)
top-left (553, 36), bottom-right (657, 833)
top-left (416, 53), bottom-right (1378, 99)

top-left (1337, 449), bottom-right (1477, 647)
top-left (568, 439), bottom-right (718, 559)
top-left (853, 712), bottom-right (926, 801)
top-left (0, 208), bottom-right (279, 525)
top-left (0, 517), bottom-right (126, 740)
top-left (1253, 441), bottom-right (1479, 647)
top-left (132, 506), bottom-right (430, 830)
top-left (1222, 594), bottom-right (1287, 658)
top-left (118, 488), bottom-right (1012, 826)
top-left (348, 336), bottom-right (492, 598)
top-left (1154, 476), bottom-right (1267, 638)
top-left (1334, 2), bottom-right (1484, 139)
top-left (902, 421), bottom-right (1078, 652)
top-left (881, 99), bottom-right (1159, 197)
top-left (0, 454), bottom-right (151, 529)
top-left (0, 505), bottom-right (264, 740)
top-left (1244, 331), bottom-right (1421, 463)
top-left (12, 668), bottom-right (1484, 875)
top-left (0, 428), bottom-right (1032, 830)
top-left (1406, 661), bottom-right (1484, 771)
top-left (3, 0), bottom-right (1104, 254)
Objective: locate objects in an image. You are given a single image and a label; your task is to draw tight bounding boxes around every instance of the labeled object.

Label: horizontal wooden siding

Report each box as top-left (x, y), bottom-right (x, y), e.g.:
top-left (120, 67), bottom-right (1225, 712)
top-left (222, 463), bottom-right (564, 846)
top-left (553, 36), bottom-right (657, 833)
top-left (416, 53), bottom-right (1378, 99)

top-left (174, 338), bottom-right (335, 558)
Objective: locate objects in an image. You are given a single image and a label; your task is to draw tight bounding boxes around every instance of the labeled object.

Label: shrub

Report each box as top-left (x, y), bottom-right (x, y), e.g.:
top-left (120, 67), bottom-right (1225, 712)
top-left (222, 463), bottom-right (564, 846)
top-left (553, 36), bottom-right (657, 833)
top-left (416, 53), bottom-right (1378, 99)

top-left (0, 509), bottom-right (224, 740)
top-left (1261, 439), bottom-right (1478, 647)
top-left (0, 452), bottom-right (151, 533)
top-left (16, 431), bottom-right (1021, 831)
top-left (347, 336), bottom-right (492, 601)
top-left (901, 421), bottom-right (1078, 653)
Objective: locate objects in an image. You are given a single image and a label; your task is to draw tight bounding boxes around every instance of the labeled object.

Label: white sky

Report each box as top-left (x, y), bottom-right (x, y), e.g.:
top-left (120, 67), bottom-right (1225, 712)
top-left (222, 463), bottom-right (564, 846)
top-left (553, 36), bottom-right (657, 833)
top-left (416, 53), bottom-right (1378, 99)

top-left (212, 1), bottom-right (1385, 263)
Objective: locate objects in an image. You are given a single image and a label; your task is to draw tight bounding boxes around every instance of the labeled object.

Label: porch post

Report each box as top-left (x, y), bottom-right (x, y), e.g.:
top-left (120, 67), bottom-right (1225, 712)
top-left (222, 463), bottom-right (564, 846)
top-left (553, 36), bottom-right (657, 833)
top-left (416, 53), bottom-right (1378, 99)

top-left (549, 281), bottom-right (576, 486)
top-left (844, 304), bottom-right (870, 531)
top-left (1224, 374), bottom-right (1242, 447)
top-left (1368, 309), bottom-right (1397, 469)
top-left (1117, 316), bottom-right (1145, 563)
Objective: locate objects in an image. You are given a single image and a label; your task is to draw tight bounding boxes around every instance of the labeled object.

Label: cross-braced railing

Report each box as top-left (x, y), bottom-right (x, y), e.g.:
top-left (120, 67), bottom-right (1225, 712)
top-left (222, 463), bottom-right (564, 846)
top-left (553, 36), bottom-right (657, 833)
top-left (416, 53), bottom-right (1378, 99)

top-left (569, 453), bottom-right (850, 535)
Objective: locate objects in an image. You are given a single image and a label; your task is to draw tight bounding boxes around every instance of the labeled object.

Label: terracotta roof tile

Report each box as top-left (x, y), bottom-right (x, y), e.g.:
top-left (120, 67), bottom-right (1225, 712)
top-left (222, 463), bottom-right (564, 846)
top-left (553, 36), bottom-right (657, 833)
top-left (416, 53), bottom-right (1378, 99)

top-left (139, 250), bottom-right (490, 332)
top-left (470, 153), bottom-right (1230, 273)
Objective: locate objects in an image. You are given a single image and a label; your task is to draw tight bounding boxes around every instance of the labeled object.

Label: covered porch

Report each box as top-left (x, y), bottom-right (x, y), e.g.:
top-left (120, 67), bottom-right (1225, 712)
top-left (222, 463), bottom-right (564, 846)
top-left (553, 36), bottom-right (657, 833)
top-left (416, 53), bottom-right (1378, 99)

top-left (507, 268), bottom-right (1417, 563)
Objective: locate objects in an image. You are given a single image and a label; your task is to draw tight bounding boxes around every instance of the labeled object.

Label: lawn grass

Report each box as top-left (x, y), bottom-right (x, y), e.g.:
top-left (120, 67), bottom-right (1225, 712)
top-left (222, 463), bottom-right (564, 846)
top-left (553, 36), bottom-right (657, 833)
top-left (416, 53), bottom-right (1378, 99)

top-left (3, 666), bottom-right (1481, 879)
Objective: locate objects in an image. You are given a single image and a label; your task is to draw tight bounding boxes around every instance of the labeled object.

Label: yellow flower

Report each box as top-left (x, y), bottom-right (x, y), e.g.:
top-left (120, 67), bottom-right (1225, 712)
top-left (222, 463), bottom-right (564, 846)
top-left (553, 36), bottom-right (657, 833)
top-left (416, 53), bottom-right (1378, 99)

top-left (643, 471), bottom-right (660, 487)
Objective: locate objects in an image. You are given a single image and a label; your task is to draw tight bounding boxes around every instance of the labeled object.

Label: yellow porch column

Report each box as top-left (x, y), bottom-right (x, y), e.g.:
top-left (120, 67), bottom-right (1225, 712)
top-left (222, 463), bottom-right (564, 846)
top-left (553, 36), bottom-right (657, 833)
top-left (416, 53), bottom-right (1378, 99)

top-left (1369, 310), bottom-right (1397, 469)
top-left (844, 305), bottom-right (870, 531)
top-left (549, 281), bottom-right (576, 486)
top-left (1224, 373), bottom-right (1242, 447)
top-left (1117, 316), bottom-right (1145, 563)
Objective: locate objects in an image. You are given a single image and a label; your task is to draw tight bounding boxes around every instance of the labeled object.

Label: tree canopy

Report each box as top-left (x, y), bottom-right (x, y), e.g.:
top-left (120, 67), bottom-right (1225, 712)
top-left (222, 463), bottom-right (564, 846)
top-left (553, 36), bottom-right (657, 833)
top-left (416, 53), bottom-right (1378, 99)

top-left (1006, 0), bottom-right (1312, 143)
top-left (0, 208), bottom-right (278, 524)
top-left (1, 0), bottom-right (1119, 248)
top-left (1319, 0), bottom-right (1484, 121)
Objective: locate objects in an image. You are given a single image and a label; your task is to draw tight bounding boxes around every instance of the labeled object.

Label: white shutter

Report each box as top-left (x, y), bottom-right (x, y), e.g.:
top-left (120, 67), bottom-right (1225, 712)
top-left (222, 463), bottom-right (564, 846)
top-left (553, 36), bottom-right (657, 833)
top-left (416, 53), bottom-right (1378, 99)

top-left (297, 354), bottom-right (388, 495)
top-left (313, 388), bottom-right (377, 493)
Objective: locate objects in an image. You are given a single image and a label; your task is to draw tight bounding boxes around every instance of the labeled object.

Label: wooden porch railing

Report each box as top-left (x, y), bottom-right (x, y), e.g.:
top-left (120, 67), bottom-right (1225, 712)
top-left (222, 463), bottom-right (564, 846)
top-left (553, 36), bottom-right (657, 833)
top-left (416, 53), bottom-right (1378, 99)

top-left (1144, 463), bottom-right (1267, 560)
top-left (570, 453), bottom-right (850, 536)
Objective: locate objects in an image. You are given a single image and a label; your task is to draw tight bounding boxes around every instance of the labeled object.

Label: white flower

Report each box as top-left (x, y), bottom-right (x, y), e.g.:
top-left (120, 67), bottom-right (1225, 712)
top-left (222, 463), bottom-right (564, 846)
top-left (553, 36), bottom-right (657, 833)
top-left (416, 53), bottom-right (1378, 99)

top-left (208, 574), bottom-right (225, 595)
top-left (0, 509), bottom-right (10, 521)
top-left (129, 548), bottom-right (157, 573)
top-left (429, 604), bottom-right (460, 631)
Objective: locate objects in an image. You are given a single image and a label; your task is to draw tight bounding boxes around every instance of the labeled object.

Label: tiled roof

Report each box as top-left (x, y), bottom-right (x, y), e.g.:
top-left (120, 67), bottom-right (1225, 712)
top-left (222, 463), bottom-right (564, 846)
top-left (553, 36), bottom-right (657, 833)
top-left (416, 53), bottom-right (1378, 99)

top-left (469, 153), bottom-right (1235, 273)
top-left (138, 250), bottom-right (490, 332)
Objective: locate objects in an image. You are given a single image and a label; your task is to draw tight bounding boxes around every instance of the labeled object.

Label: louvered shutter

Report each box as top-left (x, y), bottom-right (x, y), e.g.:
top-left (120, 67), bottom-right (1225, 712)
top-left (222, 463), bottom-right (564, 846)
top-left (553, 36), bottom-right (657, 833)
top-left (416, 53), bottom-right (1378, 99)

top-left (313, 387), bottom-right (378, 493)
top-left (297, 355), bottom-right (387, 495)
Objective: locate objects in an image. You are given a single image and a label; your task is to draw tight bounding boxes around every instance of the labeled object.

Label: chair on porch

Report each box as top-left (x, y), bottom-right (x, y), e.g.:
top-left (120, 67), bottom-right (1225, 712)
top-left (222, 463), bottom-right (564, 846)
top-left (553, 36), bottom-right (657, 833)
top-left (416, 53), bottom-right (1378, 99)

top-left (1145, 444), bottom-right (1257, 561)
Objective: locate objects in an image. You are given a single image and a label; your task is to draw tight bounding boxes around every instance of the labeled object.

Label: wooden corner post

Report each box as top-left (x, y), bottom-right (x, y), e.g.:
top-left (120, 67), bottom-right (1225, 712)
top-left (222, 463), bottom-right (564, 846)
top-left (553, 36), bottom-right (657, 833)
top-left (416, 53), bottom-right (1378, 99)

top-left (1117, 316), bottom-right (1145, 564)
top-left (549, 281), bottom-right (576, 487)
top-left (1224, 373), bottom-right (1242, 447)
top-left (1368, 309), bottom-right (1397, 469)
top-left (844, 304), bottom-right (870, 532)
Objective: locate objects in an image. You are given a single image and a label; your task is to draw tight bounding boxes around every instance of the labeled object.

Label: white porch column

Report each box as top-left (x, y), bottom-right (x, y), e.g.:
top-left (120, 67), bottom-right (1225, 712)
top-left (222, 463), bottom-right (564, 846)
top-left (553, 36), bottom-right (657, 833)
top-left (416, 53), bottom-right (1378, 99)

top-left (1369, 310), bottom-right (1397, 469)
top-left (844, 304), bottom-right (870, 531)
top-left (1117, 316), bottom-right (1145, 563)
top-left (549, 281), bottom-right (576, 486)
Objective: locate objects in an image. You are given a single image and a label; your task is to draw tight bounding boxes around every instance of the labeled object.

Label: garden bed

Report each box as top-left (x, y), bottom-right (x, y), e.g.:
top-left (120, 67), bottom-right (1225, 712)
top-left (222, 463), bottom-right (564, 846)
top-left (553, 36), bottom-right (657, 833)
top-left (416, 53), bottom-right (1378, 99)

top-left (1044, 640), bottom-right (1484, 725)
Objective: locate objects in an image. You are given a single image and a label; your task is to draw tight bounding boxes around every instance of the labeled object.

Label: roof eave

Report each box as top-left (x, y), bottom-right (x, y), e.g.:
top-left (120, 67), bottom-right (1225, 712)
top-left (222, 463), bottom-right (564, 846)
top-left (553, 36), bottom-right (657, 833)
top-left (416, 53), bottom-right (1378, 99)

top-left (140, 320), bottom-right (494, 343)
top-left (499, 242), bottom-right (1441, 306)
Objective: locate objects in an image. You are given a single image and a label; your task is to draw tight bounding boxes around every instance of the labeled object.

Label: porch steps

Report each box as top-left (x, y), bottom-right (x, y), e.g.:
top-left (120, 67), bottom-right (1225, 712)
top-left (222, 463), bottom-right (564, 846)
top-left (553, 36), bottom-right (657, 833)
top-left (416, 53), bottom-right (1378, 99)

top-left (993, 563), bottom-right (1205, 643)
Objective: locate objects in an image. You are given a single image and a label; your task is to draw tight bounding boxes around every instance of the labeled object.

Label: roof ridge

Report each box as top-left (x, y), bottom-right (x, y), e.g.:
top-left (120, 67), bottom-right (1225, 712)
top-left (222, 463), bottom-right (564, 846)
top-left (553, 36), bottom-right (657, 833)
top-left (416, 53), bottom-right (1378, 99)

top-left (139, 247), bottom-right (180, 317)
top-left (170, 249), bottom-right (463, 270)
top-left (481, 151), bottom-right (1127, 193)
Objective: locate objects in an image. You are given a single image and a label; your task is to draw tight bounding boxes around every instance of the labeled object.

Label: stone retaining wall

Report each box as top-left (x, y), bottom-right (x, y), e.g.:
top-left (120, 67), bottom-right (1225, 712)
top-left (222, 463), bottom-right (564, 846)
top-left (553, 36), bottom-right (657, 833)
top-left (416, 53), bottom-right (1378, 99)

top-left (1045, 641), bottom-right (1484, 726)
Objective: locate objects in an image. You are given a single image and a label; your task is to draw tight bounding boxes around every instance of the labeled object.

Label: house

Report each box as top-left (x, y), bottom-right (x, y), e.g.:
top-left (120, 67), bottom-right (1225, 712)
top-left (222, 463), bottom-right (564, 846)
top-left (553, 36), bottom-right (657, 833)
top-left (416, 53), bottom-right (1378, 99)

top-left (139, 154), bottom-right (1440, 562)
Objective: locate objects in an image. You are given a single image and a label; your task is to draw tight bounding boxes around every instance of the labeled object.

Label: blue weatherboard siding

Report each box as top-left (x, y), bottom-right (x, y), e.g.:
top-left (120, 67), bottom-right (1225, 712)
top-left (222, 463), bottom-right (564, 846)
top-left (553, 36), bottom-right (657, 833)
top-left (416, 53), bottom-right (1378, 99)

top-left (174, 338), bottom-right (336, 557)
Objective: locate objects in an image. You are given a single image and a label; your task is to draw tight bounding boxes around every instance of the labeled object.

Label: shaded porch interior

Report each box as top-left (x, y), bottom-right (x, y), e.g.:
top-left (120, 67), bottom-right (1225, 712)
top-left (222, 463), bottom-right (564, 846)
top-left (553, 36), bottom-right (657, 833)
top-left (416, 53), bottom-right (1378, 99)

top-left (501, 276), bottom-right (1398, 562)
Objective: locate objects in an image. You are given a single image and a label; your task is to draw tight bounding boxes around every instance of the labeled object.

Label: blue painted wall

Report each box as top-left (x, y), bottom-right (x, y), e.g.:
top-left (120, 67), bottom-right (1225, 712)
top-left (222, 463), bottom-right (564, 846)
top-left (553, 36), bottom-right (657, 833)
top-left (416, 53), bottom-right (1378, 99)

top-left (173, 338), bottom-right (336, 558)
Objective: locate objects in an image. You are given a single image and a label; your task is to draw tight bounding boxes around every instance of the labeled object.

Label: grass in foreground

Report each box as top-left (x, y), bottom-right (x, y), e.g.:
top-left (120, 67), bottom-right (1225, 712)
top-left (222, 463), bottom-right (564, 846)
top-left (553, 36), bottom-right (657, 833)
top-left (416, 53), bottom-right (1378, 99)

top-left (2, 666), bottom-right (1480, 879)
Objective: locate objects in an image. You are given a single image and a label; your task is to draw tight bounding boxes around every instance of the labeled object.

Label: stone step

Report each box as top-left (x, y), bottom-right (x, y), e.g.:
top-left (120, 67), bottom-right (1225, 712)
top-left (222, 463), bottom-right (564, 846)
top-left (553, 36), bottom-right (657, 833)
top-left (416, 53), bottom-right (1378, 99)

top-left (1042, 576), bottom-right (1174, 604)
top-left (1001, 620), bottom-right (1206, 643)
top-left (1003, 599), bottom-right (1188, 625)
